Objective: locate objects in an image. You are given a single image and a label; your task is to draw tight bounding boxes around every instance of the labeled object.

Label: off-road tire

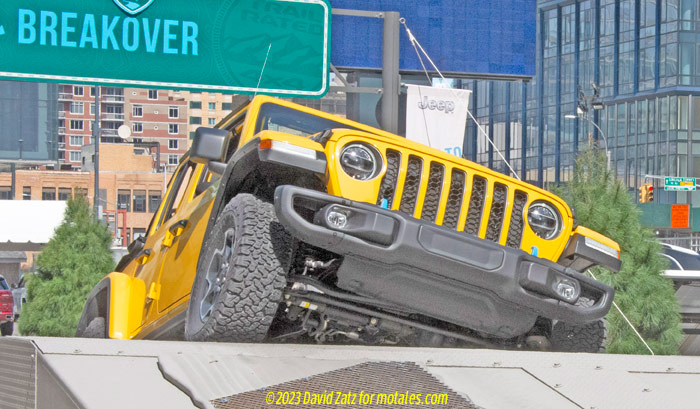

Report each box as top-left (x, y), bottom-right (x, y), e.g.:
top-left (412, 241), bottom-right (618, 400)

top-left (80, 317), bottom-right (107, 338)
top-left (1, 321), bottom-right (14, 336)
top-left (550, 320), bottom-right (606, 353)
top-left (184, 194), bottom-right (290, 342)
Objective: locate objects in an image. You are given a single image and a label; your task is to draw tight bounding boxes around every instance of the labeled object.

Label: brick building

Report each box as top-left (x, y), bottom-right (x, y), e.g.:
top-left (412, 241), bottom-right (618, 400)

top-left (168, 90), bottom-right (236, 145)
top-left (0, 144), bottom-right (170, 246)
top-left (58, 85), bottom-right (189, 172)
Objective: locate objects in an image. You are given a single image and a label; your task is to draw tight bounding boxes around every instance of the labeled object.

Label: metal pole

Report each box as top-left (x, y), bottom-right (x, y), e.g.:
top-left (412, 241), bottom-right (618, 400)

top-left (10, 163), bottom-right (15, 200)
top-left (156, 143), bottom-right (165, 192)
top-left (93, 86), bottom-right (101, 218)
top-left (381, 12), bottom-right (400, 134)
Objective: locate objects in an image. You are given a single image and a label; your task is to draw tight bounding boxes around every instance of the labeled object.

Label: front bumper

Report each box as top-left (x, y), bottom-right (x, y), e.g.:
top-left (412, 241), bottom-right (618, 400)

top-left (274, 186), bottom-right (614, 339)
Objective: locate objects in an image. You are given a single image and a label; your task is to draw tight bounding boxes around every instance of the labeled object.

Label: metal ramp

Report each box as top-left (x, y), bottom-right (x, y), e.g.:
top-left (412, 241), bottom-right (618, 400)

top-left (1, 336), bottom-right (700, 409)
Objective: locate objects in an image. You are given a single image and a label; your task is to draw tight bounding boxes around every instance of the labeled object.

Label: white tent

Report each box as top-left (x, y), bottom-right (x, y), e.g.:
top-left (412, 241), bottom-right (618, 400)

top-left (0, 201), bottom-right (67, 249)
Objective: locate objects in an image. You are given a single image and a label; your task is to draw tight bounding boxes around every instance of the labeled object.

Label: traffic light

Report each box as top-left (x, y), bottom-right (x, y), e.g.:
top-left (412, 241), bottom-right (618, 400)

top-left (639, 184), bottom-right (654, 203)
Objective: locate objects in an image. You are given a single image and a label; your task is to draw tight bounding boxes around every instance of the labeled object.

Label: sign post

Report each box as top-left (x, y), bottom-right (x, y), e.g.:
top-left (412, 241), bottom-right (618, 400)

top-left (0, 0), bottom-right (331, 96)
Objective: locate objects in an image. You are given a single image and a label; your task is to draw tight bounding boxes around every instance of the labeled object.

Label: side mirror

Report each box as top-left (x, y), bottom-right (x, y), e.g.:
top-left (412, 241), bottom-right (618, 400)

top-left (127, 235), bottom-right (146, 256)
top-left (191, 127), bottom-right (228, 165)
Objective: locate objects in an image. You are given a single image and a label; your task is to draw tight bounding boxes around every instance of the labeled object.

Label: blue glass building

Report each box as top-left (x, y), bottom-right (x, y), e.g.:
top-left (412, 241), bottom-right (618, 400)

top-left (455, 0), bottom-right (700, 240)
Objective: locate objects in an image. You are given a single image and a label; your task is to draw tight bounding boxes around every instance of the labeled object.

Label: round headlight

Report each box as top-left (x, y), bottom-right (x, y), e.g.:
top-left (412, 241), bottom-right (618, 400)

top-left (527, 202), bottom-right (562, 240)
top-left (340, 144), bottom-right (381, 180)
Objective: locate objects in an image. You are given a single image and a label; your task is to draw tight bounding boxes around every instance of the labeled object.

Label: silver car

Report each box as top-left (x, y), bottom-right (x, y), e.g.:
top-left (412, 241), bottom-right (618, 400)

top-left (11, 275), bottom-right (27, 320)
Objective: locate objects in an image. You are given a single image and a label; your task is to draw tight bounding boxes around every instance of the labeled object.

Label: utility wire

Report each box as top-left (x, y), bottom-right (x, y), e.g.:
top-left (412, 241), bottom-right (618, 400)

top-left (401, 18), bottom-right (654, 354)
top-left (587, 270), bottom-right (655, 355)
top-left (400, 18), bottom-right (521, 181)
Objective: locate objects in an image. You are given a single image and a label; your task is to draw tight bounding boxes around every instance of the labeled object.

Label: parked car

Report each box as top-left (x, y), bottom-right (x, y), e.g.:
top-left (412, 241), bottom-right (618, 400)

top-left (661, 243), bottom-right (700, 333)
top-left (11, 275), bottom-right (27, 320)
top-left (77, 96), bottom-right (621, 352)
top-left (0, 275), bottom-right (13, 336)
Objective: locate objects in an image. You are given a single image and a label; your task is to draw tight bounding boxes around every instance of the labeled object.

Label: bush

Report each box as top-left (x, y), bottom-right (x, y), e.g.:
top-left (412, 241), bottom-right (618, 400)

top-left (19, 197), bottom-right (115, 337)
top-left (555, 149), bottom-right (683, 354)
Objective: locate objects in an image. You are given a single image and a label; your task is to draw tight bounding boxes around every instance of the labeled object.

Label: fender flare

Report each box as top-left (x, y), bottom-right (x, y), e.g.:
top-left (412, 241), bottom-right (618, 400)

top-left (76, 273), bottom-right (146, 339)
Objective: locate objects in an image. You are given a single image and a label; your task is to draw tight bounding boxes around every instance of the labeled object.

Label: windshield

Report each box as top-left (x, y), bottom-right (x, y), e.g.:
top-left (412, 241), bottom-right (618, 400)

top-left (255, 103), bottom-right (362, 137)
top-left (0, 278), bottom-right (8, 290)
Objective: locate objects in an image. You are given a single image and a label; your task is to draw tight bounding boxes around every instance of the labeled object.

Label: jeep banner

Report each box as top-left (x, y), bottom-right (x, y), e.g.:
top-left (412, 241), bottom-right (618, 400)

top-left (405, 85), bottom-right (471, 157)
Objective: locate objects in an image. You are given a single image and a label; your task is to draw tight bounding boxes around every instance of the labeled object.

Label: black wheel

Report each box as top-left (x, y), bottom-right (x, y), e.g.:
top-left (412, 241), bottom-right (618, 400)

top-left (184, 194), bottom-right (291, 342)
top-left (80, 317), bottom-right (107, 338)
top-left (1, 322), bottom-right (13, 336)
top-left (550, 320), bottom-right (606, 353)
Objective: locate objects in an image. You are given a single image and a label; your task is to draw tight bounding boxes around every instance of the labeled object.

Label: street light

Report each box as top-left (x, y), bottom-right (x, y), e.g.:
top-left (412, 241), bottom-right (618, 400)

top-left (564, 114), bottom-right (609, 151)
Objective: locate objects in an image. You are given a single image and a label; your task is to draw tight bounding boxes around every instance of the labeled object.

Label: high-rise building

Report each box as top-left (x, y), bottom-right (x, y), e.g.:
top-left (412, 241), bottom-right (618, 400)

top-left (58, 85), bottom-right (189, 171)
top-left (454, 0), bottom-right (700, 242)
top-left (168, 90), bottom-right (236, 147)
top-left (0, 80), bottom-right (58, 162)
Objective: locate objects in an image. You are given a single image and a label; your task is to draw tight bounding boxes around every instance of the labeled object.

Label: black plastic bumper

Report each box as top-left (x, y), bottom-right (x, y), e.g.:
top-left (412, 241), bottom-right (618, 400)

top-left (274, 186), bottom-right (614, 339)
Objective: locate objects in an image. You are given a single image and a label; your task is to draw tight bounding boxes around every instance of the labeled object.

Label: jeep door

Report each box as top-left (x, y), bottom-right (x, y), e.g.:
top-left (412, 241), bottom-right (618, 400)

top-left (155, 163), bottom-right (217, 313)
top-left (128, 159), bottom-right (196, 331)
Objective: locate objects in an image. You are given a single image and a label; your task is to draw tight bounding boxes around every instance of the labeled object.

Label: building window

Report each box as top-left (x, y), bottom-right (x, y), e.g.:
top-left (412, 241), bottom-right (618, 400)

top-left (73, 86), bottom-right (84, 96)
top-left (169, 154), bottom-right (179, 165)
top-left (222, 103), bottom-right (232, 110)
top-left (42, 187), bottom-right (56, 201)
top-left (69, 120), bottom-right (84, 130)
top-left (133, 138), bottom-right (143, 143)
top-left (90, 87), bottom-right (96, 97)
top-left (208, 118), bottom-right (216, 126)
top-left (190, 117), bottom-right (202, 125)
top-left (208, 102), bottom-right (216, 110)
top-left (132, 105), bottom-right (143, 117)
top-left (69, 135), bottom-right (82, 146)
top-left (58, 188), bottom-right (72, 201)
top-left (169, 106), bottom-right (179, 118)
top-left (132, 123), bottom-right (143, 133)
top-left (117, 189), bottom-right (131, 211)
top-left (148, 190), bottom-right (161, 212)
top-left (0, 187), bottom-right (11, 200)
top-left (69, 151), bottom-right (81, 162)
top-left (89, 103), bottom-right (95, 116)
top-left (23, 186), bottom-right (31, 200)
top-left (133, 190), bottom-right (147, 213)
top-left (168, 139), bottom-right (179, 150)
top-left (74, 188), bottom-right (87, 198)
top-left (169, 124), bottom-right (179, 134)
top-left (189, 131), bottom-right (196, 139)
top-left (190, 101), bottom-right (202, 109)
top-left (148, 90), bottom-right (158, 100)
top-left (70, 102), bottom-right (84, 115)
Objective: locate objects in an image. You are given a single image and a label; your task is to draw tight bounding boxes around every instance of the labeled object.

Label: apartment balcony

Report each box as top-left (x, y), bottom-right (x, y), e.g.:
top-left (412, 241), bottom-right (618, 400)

top-left (102, 112), bottom-right (125, 121)
top-left (58, 93), bottom-right (73, 101)
top-left (58, 111), bottom-right (66, 119)
top-left (101, 95), bottom-right (125, 103)
top-left (101, 129), bottom-right (119, 137)
top-left (58, 127), bottom-right (66, 135)
top-left (58, 143), bottom-right (66, 151)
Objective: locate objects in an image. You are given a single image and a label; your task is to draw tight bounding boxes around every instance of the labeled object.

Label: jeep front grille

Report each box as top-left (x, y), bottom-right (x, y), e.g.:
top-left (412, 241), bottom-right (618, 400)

top-left (375, 151), bottom-right (527, 249)
top-left (506, 191), bottom-right (529, 249)
top-left (398, 155), bottom-right (423, 215)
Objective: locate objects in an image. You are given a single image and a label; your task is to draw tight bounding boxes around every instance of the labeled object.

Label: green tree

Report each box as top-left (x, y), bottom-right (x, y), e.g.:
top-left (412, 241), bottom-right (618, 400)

top-left (556, 149), bottom-right (683, 354)
top-left (19, 196), bottom-right (115, 337)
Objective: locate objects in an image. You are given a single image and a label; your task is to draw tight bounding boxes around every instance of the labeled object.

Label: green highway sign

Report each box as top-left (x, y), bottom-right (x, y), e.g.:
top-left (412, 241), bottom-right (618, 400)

top-left (664, 177), bottom-right (696, 191)
top-left (0, 0), bottom-right (331, 97)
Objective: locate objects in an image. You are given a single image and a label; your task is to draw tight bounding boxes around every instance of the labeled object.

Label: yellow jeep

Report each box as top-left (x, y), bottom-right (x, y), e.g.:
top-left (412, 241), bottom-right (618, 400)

top-left (77, 96), bottom-right (621, 351)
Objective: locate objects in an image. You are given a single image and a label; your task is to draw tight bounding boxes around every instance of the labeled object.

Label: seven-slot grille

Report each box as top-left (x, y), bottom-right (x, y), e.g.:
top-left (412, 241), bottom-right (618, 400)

top-left (376, 149), bottom-right (528, 249)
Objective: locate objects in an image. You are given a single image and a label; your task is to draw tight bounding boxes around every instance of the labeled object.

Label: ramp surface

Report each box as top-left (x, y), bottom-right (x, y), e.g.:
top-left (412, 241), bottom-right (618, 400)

top-left (1, 337), bottom-right (699, 409)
